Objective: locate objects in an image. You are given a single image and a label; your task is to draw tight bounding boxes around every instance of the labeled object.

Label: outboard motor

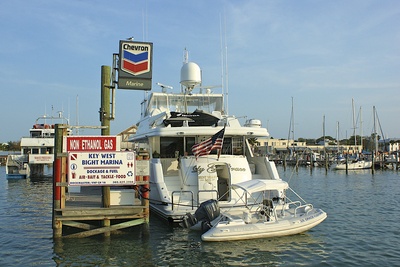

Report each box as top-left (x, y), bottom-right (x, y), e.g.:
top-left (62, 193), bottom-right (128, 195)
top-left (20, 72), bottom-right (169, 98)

top-left (195, 199), bottom-right (220, 222)
top-left (181, 213), bottom-right (197, 228)
top-left (180, 199), bottom-right (220, 229)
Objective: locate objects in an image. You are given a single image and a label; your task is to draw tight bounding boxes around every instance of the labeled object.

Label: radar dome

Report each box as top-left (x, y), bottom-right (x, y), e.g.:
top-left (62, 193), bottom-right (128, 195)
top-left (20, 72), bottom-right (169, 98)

top-left (245, 119), bottom-right (262, 128)
top-left (180, 62), bottom-right (201, 89)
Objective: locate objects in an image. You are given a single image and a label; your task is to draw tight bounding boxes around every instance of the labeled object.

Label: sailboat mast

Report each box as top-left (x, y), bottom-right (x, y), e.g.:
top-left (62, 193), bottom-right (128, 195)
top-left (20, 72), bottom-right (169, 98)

top-left (287, 97), bottom-right (295, 147)
top-left (323, 114), bottom-right (326, 162)
top-left (292, 97), bottom-right (295, 142)
top-left (337, 121), bottom-right (340, 156)
top-left (352, 98), bottom-right (357, 149)
top-left (323, 114), bottom-right (326, 146)
top-left (360, 106), bottom-right (363, 152)
top-left (373, 106), bottom-right (378, 152)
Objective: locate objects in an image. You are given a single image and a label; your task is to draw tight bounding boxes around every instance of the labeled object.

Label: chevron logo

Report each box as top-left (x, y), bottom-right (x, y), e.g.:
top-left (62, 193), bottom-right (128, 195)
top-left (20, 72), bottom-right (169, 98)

top-left (121, 43), bottom-right (151, 75)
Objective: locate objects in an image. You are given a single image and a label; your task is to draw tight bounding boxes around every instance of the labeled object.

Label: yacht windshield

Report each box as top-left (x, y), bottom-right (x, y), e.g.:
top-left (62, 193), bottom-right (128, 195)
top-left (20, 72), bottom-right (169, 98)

top-left (145, 92), bottom-right (223, 116)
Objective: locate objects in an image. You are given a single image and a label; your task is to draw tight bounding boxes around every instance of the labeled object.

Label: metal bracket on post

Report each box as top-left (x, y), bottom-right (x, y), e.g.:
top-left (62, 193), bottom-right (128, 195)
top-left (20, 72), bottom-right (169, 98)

top-left (110, 53), bottom-right (119, 120)
top-left (99, 107), bottom-right (106, 122)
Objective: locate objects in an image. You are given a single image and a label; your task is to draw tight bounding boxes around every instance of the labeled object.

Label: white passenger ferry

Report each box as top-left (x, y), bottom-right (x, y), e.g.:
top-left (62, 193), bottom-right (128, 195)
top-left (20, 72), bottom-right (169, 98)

top-left (6, 113), bottom-right (69, 179)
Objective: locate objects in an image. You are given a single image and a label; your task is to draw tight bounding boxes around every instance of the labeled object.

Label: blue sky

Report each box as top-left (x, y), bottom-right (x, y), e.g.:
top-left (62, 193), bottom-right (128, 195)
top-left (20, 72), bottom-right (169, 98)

top-left (1, 0), bottom-right (399, 142)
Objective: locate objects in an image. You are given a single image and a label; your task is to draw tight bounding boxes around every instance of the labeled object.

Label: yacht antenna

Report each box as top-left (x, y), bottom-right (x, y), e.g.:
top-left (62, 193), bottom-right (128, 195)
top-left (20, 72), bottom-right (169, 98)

top-left (181, 48), bottom-right (189, 93)
top-left (157, 82), bottom-right (173, 93)
top-left (220, 13), bottom-right (229, 115)
top-left (183, 48), bottom-right (189, 64)
top-left (224, 35), bottom-right (229, 115)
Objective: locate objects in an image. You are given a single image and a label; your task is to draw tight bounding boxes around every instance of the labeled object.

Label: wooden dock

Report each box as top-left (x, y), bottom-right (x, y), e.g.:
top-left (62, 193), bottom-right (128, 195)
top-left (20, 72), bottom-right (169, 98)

top-left (54, 185), bottom-right (148, 238)
top-left (52, 124), bottom-right (149, 238)
top-left (0, 155), bottom-right (7, 165)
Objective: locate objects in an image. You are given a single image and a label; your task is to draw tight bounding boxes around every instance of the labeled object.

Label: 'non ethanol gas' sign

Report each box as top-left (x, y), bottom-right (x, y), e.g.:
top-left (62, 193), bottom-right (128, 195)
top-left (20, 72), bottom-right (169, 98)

top-left (67, 151), bottom-right (135, 186)
top-left (64, 136), bottom-right (120, 152)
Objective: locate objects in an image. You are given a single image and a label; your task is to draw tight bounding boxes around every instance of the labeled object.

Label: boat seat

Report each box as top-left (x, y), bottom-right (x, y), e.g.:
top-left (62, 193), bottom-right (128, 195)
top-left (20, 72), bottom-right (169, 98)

top-left (224, 213), bottom-right (244, 223)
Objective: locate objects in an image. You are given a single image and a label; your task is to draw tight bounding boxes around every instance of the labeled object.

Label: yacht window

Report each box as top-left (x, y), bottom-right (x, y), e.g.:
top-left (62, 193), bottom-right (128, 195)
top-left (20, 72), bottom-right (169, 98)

top-left (160, 137), bottom-right (184, 158)
top-left (185, 137), bottom-right (196, 156)
top-left (31, 130), bottom-right (42, 137)
top-left (221, 138), bottom-right (232, 155)
top-left (232, 137), bottom-right (243, 155)
top-left (145, 93), bottom-right (224, 116)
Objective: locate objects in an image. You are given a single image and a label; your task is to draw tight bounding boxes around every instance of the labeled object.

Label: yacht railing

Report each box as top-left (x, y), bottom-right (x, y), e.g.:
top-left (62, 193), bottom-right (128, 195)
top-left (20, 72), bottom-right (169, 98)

top-left (198, 189), bottom-right (219, 204)
top-left (171, 190), bottom-right (194, 210)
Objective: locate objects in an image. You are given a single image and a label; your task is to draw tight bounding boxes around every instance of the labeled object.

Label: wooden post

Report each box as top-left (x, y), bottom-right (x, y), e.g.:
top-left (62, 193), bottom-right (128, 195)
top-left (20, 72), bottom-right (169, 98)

top-left (101, 65), bottom-right (111, 236)
top-left (53, 157), bottom-right (62, 238)
top-left (325, 153), bottom-right (329, 173)
top-left (372, 151), bottom-right (375, 174)
top-left (53, 123), bottom-right (67, 238)
top-left (142, 155), bottom-right (150, 220)
top-left (283, 153), bottom-right (287, 171)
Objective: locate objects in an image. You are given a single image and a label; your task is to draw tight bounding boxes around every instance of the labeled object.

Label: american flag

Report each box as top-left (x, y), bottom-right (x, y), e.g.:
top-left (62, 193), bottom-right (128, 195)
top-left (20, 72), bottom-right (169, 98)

top-left (192, 127), bottom-right (225, 159)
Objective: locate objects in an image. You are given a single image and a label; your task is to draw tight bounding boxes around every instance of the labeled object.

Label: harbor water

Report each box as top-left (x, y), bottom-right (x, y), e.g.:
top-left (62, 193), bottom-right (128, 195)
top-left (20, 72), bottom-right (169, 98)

top-left (1, 165), bottom-right (399, 266)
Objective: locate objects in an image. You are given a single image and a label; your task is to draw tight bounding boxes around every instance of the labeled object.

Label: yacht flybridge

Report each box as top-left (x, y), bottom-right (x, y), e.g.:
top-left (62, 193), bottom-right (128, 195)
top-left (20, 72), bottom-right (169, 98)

top-left (130, 57), bottom-right (284, 224)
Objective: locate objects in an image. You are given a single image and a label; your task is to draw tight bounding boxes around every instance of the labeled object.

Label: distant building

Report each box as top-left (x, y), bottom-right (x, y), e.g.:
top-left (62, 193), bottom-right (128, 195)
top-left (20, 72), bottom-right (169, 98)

top-left (255, 137), bottom-right (363, 156)
top-left (379, 138), bottom-right (400, 153)
top-left (117, 125), bottom-right (137, 150)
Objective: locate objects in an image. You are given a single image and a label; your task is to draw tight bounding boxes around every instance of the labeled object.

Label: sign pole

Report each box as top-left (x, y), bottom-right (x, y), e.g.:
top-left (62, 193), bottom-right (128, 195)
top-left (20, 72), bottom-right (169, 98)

top-left (101, 65), bottom-right (111, 236)
top-left (100, 65), bottom-right (111, 136)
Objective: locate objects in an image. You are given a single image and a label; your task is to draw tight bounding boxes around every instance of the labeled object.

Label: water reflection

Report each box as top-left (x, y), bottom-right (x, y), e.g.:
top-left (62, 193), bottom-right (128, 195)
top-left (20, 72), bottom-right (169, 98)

top-left (146, 216), bottom-right (328, 266)
top-left (52, 215), bottom-right (327, 266)
top-left (2, 166), bottom-right (400, 266)
top-left (53, 233), bottom-right (153, 266)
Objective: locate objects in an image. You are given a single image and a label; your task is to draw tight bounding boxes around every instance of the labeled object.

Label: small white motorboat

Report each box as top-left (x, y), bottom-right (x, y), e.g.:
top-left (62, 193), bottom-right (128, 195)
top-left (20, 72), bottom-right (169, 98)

top-left (333, 158), bottom-right (372, 170)
top-left (182, 179), bottom-right (327, 242)
top-left (6, 154), bottom-right (29, 179)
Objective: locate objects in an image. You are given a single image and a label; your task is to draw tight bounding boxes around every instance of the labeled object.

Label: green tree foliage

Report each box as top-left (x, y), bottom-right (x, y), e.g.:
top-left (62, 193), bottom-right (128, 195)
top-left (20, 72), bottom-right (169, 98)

top-left (5, 141), bottom-right (20, 151)
top-left (248, 138), bottom-right (258, 147)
